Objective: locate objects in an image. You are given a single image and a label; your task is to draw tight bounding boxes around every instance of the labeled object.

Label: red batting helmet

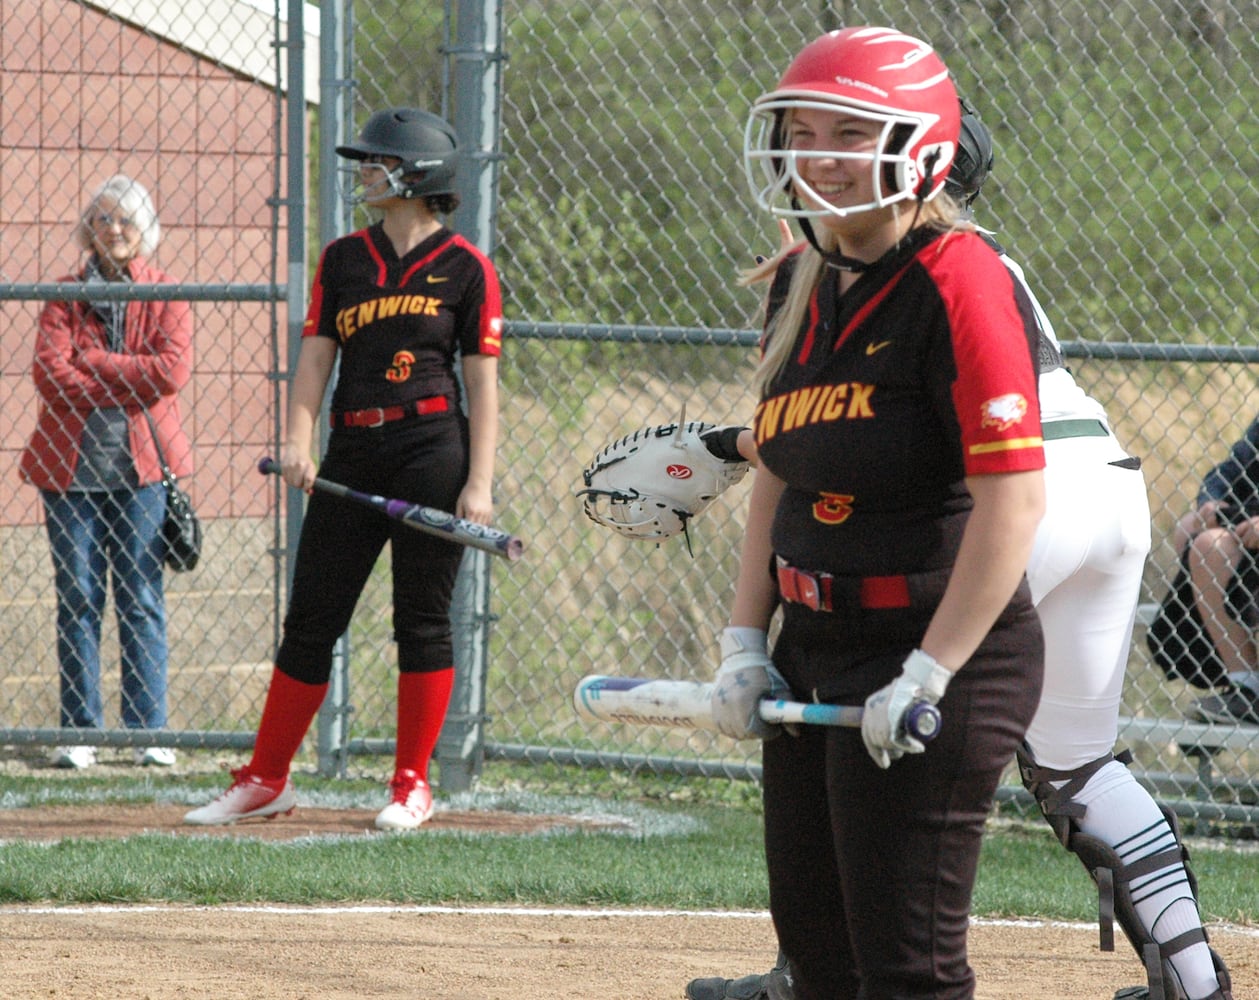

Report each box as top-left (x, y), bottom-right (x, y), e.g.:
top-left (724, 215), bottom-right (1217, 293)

top-left (744, 26), bottom-right (960, 219)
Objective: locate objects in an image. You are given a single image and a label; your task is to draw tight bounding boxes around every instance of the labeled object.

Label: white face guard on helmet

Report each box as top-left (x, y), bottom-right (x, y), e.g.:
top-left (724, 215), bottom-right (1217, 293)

top-left (744, 100), bottom-right (948, 220)
top-left (339, 161), bottom-right (404, 205)
top-left (338, 158), bottom-right (448, 206)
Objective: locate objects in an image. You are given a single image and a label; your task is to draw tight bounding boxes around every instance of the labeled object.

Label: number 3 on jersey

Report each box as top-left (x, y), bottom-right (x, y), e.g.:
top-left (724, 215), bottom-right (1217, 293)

top-left (813, 492), bottom-right (854, 525)
top-left (386, 350), bottom-right (415, 383)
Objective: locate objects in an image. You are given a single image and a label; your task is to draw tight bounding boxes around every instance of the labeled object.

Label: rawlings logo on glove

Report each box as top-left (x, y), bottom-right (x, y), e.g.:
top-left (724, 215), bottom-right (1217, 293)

top-left (576, 419), bottom-right (751, 541)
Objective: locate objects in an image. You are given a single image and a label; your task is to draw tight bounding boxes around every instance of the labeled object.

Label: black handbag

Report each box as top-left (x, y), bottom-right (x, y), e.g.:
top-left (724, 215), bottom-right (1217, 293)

top-left (142, 410), bottom-right (202, 572)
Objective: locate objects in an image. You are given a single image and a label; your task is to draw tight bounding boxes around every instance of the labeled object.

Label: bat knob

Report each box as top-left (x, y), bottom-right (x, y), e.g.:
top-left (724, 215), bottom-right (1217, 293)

top-left (904, 700), bottom-right (942, 743)
top-left (258, 456), bottom-right (277, 475)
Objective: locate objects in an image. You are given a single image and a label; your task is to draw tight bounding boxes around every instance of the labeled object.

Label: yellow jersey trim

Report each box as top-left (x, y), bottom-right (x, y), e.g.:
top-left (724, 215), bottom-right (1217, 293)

top-left (969, 436), bottom-right (1043, 455)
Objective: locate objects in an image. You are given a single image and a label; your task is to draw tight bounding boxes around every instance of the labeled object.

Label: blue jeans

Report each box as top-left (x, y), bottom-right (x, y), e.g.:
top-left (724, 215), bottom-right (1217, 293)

top-left (42, 487), bottom-right (169, 730)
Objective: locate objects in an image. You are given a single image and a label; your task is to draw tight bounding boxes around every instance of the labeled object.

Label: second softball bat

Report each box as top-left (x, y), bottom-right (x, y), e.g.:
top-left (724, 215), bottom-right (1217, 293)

top-left (258, 457), bottom-right (524, 561)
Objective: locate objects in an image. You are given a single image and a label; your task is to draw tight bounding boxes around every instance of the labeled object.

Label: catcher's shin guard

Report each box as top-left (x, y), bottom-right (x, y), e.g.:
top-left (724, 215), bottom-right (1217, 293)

top-left (1016, 745), bottom-right (1234, 1000)
top-left (685, 950), bottom-right (795, 1000)
top-left (1112, 951), bottom-right (1234, 1000)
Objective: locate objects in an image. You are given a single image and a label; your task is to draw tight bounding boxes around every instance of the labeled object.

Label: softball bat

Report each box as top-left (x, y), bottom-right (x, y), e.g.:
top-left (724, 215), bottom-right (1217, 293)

top-left (258, 457), bottom-right (525, 561)
top-left (572, 675), bottom-right (941, 741)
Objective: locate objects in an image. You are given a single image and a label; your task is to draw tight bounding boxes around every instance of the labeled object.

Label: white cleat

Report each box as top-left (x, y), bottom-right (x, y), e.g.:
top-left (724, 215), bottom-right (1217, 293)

top-left (183, 768), bottom-right (297, 825)
top-left (375, 769), bottom-right (434, 831)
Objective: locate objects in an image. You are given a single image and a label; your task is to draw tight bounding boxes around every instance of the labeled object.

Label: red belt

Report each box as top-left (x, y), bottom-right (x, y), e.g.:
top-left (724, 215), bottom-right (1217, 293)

top-left (331, 395), bottom-right (449, 429)
top-left (776, 557), bottom-right (911, 612)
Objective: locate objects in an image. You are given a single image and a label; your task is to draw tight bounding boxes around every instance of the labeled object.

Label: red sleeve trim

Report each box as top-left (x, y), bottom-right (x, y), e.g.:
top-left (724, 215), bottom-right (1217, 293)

top-left (921, 234), bottom-right (1045, 477)
top-left (454, 235), bottom-right (504, 357)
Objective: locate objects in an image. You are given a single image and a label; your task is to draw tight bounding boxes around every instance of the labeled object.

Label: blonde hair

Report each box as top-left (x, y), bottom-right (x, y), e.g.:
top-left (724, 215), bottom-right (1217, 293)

top-left (751, 197), bottom-right (970, 397)
top-left (75, 174), bottom-right (161, 258)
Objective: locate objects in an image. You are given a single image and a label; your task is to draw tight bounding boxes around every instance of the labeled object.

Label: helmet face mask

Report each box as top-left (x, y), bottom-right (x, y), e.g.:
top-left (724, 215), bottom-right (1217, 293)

top-left (339, 160), bottom-right (410, 206)
top-left (747, 100), bottom-right (949, 220)
top-left (336, 107), bottom-right (459, 206)
top-left (743, 27), bottom-right (960, 221)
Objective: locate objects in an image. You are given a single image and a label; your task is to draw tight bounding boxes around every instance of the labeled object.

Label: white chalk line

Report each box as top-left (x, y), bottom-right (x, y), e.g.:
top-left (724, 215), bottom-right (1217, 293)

top-left (0, 903), bottom-right (1254, 937)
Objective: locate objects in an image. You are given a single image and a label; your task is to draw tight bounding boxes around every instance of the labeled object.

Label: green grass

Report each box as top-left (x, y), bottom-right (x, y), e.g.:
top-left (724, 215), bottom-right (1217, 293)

top-left (1, 769), bottom-right (1255, 923)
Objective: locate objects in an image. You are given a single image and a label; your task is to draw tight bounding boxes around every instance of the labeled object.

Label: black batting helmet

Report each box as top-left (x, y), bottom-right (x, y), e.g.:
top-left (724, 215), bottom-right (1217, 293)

top-left (336, 107), bottom-right (459, 202)
top-left (945, 101), bottom-right (994, 208)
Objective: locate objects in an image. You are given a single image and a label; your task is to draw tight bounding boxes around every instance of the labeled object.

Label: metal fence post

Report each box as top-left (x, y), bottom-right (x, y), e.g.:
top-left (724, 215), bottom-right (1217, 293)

top-left (434, 0), bottom-right (506, 792)
top-left (311, 0), bottom-right (353, 777)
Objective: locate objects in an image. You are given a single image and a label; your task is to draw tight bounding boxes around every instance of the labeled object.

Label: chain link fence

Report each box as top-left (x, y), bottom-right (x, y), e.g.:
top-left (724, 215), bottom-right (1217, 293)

top-left (0, 0), bottom-right (295, 756)
top-left (3, 0), bottom-right (1258, 828)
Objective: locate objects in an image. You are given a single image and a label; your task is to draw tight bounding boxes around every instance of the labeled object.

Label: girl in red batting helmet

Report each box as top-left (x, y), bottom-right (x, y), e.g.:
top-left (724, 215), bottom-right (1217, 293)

top-left (709, 27), bottom-right (1046, 998)
top-left (691, 97), bottom-right (1235, 1000)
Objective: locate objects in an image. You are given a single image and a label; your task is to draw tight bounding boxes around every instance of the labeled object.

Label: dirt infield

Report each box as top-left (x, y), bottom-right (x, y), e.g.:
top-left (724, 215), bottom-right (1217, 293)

top-left (2, 905), bottom-right (1256, 999)
top-left (1, 805), bottom-right (1256, 999)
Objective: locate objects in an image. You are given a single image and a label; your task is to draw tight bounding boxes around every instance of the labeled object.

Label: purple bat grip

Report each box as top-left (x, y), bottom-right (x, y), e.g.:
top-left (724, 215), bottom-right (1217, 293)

top-left (257, 456), bottom-right (524, 561)
top-left (904, 700), bottom-right (942, 742)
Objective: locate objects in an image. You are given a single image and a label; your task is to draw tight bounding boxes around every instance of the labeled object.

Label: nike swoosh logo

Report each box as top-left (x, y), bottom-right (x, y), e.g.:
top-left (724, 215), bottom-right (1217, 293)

top-left (426, 275), bottom-right (449, 284)
top-left (865, 341), bottom-right (892, 355)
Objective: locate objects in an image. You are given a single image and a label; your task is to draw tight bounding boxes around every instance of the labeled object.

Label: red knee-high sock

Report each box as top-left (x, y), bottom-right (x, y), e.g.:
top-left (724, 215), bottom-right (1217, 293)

top-left (247, 668), bottom-right (328, 781)
top-left (394, 668), bottom-right (455, 780)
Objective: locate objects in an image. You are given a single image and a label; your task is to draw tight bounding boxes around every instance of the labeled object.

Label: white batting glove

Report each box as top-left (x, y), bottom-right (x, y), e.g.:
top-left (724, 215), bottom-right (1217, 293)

top-left (861, 649), bottom-right (952, 769)
top-left (711, 627), bottom-right (788, 740)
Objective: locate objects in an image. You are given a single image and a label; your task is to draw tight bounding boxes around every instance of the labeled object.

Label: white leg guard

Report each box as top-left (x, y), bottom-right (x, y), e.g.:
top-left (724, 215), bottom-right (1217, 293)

top-left (1016, 745), bottom-right (1234, 1000)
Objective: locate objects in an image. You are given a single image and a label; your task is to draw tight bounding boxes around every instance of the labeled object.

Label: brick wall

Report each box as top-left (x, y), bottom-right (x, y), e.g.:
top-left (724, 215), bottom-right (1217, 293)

top-left (0, 0), bottom-right (296, 526)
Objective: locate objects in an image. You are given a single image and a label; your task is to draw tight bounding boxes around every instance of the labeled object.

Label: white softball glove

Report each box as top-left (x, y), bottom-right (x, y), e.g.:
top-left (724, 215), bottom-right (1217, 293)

top-left (576, 421), bottom-right (750, 541)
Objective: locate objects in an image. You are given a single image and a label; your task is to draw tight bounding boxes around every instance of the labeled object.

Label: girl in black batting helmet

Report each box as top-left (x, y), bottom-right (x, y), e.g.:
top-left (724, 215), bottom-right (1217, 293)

top-left (185, 107), bottom-right (503, 831)
top-left (710, 27), bottom-right (1046, 999)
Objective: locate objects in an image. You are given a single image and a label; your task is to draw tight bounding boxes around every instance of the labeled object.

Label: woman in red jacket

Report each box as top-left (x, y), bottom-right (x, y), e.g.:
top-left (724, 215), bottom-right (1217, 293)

top-left (20, 174), bottom-right (192, 770)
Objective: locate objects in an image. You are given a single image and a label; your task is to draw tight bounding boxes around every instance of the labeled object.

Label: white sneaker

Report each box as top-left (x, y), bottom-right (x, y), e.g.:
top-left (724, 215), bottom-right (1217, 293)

top-left (183, 767), bottom-right (297, 825)
top-left (51, 745), bottom-right (97, 769)
top-left (374, 769), bottom-right (434, 831)
top-left (134, 747), bottom-right (177, 767)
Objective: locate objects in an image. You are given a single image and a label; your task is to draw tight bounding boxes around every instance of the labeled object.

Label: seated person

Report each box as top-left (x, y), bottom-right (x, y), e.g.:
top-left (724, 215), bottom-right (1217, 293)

top-left (1162, 415), bottom-right (1259, 724)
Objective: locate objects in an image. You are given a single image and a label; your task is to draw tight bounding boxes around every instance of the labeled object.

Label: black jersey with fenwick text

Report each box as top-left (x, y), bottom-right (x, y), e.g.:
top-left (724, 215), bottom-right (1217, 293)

top-left (303, 223), bottom-right (503, 412)
top-left (756, 227), bottom-right (1044, 577)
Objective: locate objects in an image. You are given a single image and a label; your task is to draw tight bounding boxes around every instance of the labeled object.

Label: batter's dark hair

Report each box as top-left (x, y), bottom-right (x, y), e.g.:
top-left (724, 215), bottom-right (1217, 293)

top-left (422, 192), bottom-right (460, 215)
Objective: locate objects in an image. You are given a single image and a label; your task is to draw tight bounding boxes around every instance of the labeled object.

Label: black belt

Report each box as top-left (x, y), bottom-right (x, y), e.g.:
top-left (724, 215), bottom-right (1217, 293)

top-left (331, 395), bottom-right (449, 429)
top-left (1042, 418), bottom-right (1108, 441)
